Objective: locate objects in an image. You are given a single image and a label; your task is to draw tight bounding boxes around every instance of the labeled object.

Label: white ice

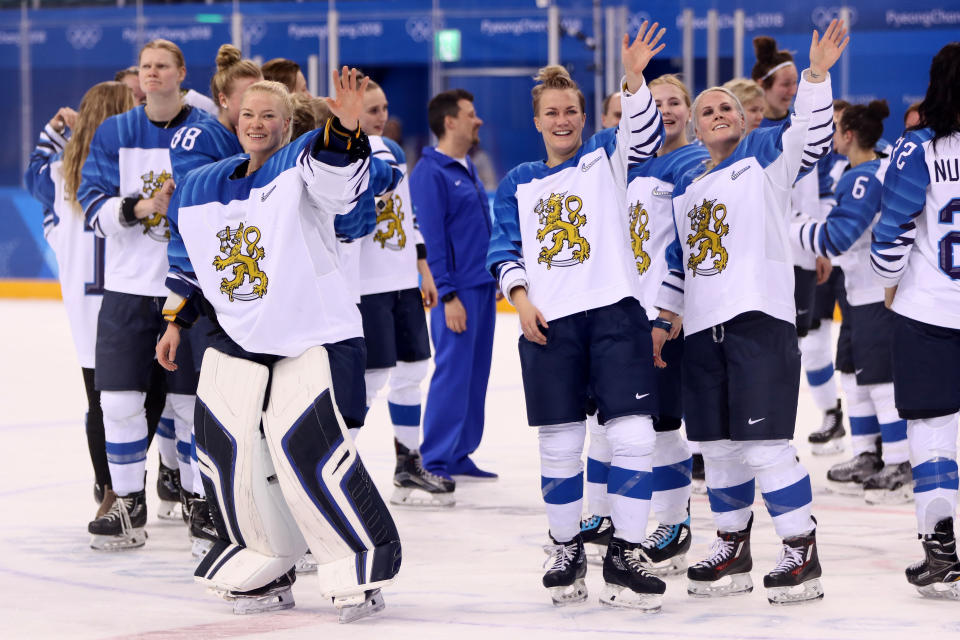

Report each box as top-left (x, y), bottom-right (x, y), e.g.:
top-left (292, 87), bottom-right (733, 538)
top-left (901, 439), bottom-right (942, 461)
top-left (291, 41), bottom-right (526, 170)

top-left (1, 299), bottom-right (957, 639)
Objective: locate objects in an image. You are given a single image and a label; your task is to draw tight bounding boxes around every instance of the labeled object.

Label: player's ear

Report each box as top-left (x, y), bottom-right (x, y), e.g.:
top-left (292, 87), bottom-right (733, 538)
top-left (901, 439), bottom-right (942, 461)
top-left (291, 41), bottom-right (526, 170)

top-left (534, 116), bottom-right (541, 133)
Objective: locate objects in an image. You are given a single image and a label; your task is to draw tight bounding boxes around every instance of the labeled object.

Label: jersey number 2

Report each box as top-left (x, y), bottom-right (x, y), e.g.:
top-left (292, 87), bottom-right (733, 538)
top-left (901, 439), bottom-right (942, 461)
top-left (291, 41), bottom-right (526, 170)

top-left (938, 198), bottom-right (960, 280)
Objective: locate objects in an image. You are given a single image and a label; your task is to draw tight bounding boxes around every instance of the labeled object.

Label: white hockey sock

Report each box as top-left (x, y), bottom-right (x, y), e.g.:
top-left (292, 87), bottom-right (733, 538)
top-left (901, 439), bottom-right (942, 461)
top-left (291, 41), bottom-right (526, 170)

top-left (156, 398), bottom-right (177, 469)
top-left (745, 440), bottom-right (815, 538)
top-left (652, 430), bottom-right (692, 526)
top-left (101, 390), bottom-right (148, 496)
top-left (168, 393), bottom-right (196, 495)
top-left (701, 440), bottom-right (755, 533)
top-left (388, 360), bottom-right (428, 450)
top-left (868, 383), bottom-right (908, 464)
top-left (539, 422), bottom-right (586, 543)
top-left (606, 415), bottom-right (655, 544)
top-left (842, 373), bottom-right (881, 455)
top-left (802, 323), bottom-right (839, 412)
top-left (909, 414), bottom-right (959, 535)
top-left (393, 426), bottom-right (420, 452)
top-left (585, 412), bottom-right (611, 517)
top-left (364, 368), bottom-right (390, 408)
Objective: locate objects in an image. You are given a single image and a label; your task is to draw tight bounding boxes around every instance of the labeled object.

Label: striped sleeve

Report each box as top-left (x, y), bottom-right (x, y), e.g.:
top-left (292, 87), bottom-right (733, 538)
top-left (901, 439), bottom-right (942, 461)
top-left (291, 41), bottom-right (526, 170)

top-left (655, 232), bottom-right (685, 315)
top-left (486, 170), bottom-right (527, 304)
top-left (796, 169), bottom-right (882, 258)
top-left (871, 132), bottom-right (930, 285)
top-left (24, 124), bottom-right (68, 212)
top-left (617, 77), bottom-right (664, 178)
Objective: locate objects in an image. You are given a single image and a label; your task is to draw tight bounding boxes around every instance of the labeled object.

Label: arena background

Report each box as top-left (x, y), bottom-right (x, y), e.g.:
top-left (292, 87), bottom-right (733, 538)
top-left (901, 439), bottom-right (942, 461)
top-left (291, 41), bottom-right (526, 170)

top-left (1, 0), bottom-right (958, 293)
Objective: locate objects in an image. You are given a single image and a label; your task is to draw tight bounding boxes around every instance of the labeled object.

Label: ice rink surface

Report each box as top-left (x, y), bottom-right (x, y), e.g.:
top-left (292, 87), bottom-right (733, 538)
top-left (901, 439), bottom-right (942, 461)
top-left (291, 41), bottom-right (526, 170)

top-left (1, 299), bottom-right (957, 639)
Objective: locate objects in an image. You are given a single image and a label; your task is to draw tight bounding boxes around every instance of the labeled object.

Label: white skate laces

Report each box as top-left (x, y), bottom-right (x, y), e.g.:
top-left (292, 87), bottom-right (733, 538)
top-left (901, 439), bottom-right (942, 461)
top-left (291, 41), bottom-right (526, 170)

top-left (769, 543), bottom-right (805, 575)
top-left (645, 524), bottom-right (675, 548)
top-left (544, 541), bottom-right (578, 571)
top-left (693, 536), bottom-right (733, 568)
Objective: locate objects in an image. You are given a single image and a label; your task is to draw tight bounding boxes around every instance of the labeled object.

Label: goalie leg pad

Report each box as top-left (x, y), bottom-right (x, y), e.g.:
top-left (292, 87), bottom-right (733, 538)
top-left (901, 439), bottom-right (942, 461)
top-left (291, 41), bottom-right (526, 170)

top-left (263, 345), bottom-right (402, 599)
top-left (193, 348), bottom-right (307, 593)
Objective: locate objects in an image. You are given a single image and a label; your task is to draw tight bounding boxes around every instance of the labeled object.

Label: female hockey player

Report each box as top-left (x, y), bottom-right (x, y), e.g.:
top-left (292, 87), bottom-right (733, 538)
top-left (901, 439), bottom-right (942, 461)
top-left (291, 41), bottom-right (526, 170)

top-left (23, 82), bottom-right (134, 524)
top-left (792, 101), bottom-right (912, 505)
top-left (77, 39), bottom-right (213, 550)
top-left (155, 70), bottom-right (401, 622)
top-left (652, 19), bottom-right (849, 606)
top-left (722, 78), bottom-right (765, 134)
top-left (871, 41), bottom-right (960, 600)
top-left (487, 21), bottom-right (667, 612)
top-left (355, 79), bottom-right (450, 507)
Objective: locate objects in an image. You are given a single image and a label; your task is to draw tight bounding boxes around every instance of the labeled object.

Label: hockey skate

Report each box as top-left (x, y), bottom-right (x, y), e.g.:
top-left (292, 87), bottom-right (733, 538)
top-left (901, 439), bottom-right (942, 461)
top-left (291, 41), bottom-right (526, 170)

top-left (600, 537), bottom-right (666, 612)
top-left (390, 440), bottom-right (455, 508)
top-left (863, 461), bottom-right (913, 505)
top-left (95, 487), bottom-right (117, 519)
top-left (826, 448), bottom-right (881, 496)
top-left (226, 568), bottom-right (296, 614)
top-left (764, 528), bottom-right (824, 605)
top-left (542, 534), bottom-right (588, 606)
top-left (93, 482), bottom-right (106, 505)
top-left (186, 496), bottom-right (218, 559)
top-left (808, 400), bottom-right (845, 456)
top-left (295, 550), bottom-right (318, 574)
top-left (906, 517), bottom-right (960, 600)
top-left (334, 589), bottom-right (386, 623)
top-left (638, 517), bottom-right (692, 576)
top-left (687, 514), bottom-right (754, 598)
top-left (88, 489), bottom-right (147, 551)
top-left (156, 460), bottom-right (183, 521)
top-left (690, 453), bottom-right (706, 494)
top-left (579, 514), bottom-right (612, 564)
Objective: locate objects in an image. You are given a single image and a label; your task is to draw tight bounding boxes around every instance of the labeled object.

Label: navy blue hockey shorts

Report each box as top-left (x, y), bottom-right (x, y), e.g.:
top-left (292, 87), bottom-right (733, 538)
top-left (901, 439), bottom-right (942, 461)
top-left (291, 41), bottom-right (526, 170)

top-left (811, 268), bottom-right (845, 329)
top-left (835, 300), bottom-right (894, 385)
top-left (654, 328), bottom-right (684, 432)
top-left (518, 297), bottom-right (658, 427)
top-left (892, 314), bottom-right (960, 420)
top-left (95, 290), bottom-right (197, 394)
top-left (793, 266), bottom-right (817, 338)
top-left (683, 311), bottom-right (801, 442)
top-left (358, 287), bottom-right (431, 370)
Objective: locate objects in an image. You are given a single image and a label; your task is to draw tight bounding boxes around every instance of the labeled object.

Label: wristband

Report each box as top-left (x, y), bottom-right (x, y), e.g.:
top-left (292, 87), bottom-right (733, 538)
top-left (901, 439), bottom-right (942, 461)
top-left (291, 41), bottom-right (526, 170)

top-left (441, 291), bottom-right (458, 303)
top-left (652, 318), bottom-right (673, 332)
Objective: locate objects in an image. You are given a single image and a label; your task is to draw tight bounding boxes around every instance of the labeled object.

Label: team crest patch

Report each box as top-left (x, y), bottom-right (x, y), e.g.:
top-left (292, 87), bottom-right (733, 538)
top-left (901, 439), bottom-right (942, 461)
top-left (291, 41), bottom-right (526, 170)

top-left (629, 201), bottom-right (651, 274)
top-left (373, 193), bottom-right (406, 251)
top-left (139, 170), bottom-right (172, 241)
top-left (686, 198), bottom-right (729, 276)
top-left (534, 192), bottom-right (590, 269)
top-left (213, 223), bottom-right (268, 301)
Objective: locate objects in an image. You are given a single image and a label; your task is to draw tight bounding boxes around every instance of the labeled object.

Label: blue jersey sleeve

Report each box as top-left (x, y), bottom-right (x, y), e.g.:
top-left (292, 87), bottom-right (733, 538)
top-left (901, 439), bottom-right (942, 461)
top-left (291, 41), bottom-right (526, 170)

top-left (78, 118), bottom-right (123, 237)
top-left (796, 167), bottom-right (882, 258)
top-left (170, 122), bottom-right (238, 185)
top-left (486, 169), bottom-right (527, 302)
top-left (872, 130), bottom-right (932, 284)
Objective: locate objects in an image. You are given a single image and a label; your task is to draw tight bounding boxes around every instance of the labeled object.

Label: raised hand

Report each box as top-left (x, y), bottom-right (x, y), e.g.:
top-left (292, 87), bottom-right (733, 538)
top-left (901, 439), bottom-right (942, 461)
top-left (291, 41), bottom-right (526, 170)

top-left (622, 20), bottom-right (666, 93)
top-left (809, 18), bottom-right (849, 78)
top-left (324, 66), bottom-right (370, 131)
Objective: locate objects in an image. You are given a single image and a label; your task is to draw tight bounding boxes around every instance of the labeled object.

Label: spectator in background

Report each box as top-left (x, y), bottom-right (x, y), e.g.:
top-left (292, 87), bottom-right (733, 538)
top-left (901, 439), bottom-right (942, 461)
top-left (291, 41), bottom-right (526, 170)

top-left (115, 67), bottom-right (146, 105)
top-left (600, 91), bottom-right (622, 128)
top-left (262, 58), bottom-right (309, 95)
top-left (409, 88), bottom-right (498, 486)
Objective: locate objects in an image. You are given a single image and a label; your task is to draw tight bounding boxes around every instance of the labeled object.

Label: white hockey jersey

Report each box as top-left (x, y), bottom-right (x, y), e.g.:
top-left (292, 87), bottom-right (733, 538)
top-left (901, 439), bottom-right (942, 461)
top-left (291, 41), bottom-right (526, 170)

top-left (656, 74), bottom-right (835, 335)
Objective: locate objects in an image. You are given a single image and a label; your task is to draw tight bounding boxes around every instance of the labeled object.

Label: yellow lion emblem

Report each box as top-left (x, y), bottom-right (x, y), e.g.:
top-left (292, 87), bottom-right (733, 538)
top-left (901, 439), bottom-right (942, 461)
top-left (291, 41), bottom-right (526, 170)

top-left (139, 170), bottom-right (172, 240)
top-left (686, 198), bottom-right (729, 276)
top-left (373, 193), bottom-right (406, 250)
top-left (212, 223), bottom-right (268, 302)
top-left (534, 192), bottom-right (590, 269)
top-left (629, 201), bottom-right (651, 274)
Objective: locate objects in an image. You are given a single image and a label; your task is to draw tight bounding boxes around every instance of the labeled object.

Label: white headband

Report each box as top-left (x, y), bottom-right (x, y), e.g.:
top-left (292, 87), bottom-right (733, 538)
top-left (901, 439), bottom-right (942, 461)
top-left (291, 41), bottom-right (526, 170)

top-left (760, 61), bottom-right (795, 81)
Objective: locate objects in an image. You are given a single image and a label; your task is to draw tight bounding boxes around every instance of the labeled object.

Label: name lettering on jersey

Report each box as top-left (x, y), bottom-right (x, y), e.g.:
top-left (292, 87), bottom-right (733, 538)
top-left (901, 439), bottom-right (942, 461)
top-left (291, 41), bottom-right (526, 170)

top-left (139, 170), bottom-right (172, 241)
top-left (374, 193), bottom-right (407, 251)
top-left (580, 156), bottom-right (601, 173)
top-left (213, 223), bottom-right (268, 302)
top-left (534, 192), bottom-right (590, 269)
top-left (934, 158), bottom-right (960, 183)
top-left (651, 185), bottom-right (672, 198)
top-left (730, 166), bottom-right (751, 181)
top-left (628, 201), bottom-right (651, 274)
top-left (686, 198), bottom-right (729, 276)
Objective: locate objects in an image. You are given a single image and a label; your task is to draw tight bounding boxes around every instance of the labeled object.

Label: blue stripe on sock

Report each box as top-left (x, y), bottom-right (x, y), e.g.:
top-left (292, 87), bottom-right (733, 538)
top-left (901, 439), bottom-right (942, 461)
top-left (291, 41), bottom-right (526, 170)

top-left (806, 364), bottom-right (835, 387)
top-left (707, 478), bottom-right (755, 513)
top-left (913, 458), bottom-right (960, 493)
top-left (388, 402), bottom-right (421, 427)
top-left (176, 440), bottom-right (192, 462)
top-left (849, 415), bottom-right (881, 436)
top-left (105, 437), bottom-right (148, 465)
top-left (586, 457), bottom-right (611, 484)
top-left (880, 420), bottom-right (907, 444)
top-left (762, 475), bottom-right (813, 517)
top-left (156, 417), bottom-right (175, 439)
top-left (608, 466), bottom-right (653, 500)
top-left (653, 457), bottom-right (693, 492)
top-left (541, 472), bottom-right (584, 505)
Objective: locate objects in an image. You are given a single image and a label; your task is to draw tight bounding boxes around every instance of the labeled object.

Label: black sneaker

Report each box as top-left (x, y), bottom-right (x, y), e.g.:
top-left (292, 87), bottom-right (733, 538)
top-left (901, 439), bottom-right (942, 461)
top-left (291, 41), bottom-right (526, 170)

top-left (763, 527), bottom-right (824, 605)
top-left (600, 537), bottom-right (665, 611)
top-left (88, 489), bottom-right (148, 550)
top-left (906, 517), bottom-right (960, 600)
top-left (808, 399), bottom-right (845, 455)
top-left (687, 514), bottom-right (754, 597)
top-left (543, 534), bottom-right (588, 606)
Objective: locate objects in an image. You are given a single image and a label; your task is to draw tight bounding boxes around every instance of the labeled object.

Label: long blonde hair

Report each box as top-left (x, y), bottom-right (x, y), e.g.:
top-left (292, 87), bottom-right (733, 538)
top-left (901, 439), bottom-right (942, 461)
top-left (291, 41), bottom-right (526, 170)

top-left (210, 44), bottom-right (262, 106)
top-left (62, 81), bottom-right (135, 208)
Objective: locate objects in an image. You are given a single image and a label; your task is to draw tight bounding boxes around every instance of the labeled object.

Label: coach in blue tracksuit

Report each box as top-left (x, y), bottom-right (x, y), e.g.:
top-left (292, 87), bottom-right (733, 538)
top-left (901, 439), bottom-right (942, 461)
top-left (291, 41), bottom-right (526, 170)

top-left (409, 88), bottom-right (497, 487)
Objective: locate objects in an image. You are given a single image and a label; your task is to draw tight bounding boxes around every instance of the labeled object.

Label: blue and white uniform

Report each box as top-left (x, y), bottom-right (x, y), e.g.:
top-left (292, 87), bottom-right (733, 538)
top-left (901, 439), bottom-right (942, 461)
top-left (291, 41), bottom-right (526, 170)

top-left (656, 72), bottom-right (834, 540)
top-left (795, 157), bottom-right (907, 467)
top-left (872, 127), bottom-right (960, 534)
top-left (487, 77), bottom-right (663, 545)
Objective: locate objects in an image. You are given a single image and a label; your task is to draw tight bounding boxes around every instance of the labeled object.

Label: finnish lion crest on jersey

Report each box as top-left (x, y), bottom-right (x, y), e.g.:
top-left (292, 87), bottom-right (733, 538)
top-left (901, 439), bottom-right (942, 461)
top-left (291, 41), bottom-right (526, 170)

top-left (629, 201), bottom-right (651, 274)
top-left (213, 223), bottom-right (268, 302)
top-left (139, 170), bottom-right (172, 241)
top-left (686, 198), bottom-right (729, 276)
top-left (373, 193), bottom-right (406, 251)
top-left (534, 192), bottom-right (590, 269)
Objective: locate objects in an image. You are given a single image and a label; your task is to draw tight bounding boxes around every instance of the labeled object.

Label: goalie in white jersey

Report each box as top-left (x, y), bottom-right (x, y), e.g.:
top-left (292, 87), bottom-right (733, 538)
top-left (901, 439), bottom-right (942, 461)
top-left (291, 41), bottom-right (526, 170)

top-left (156, 72), bottom-right (401, 622)
top-left (652, 20), bottom-right (850, 605)
top-left (488, 22), bottom-right (667, 612)
top-left (871, 42), bottom-right (960, 600)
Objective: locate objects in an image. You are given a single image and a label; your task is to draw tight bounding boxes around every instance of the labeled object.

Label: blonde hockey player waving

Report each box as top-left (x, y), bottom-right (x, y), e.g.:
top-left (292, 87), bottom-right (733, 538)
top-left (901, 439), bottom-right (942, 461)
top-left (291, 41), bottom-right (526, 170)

top-left (652, 20), bottom-right (849, 606)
